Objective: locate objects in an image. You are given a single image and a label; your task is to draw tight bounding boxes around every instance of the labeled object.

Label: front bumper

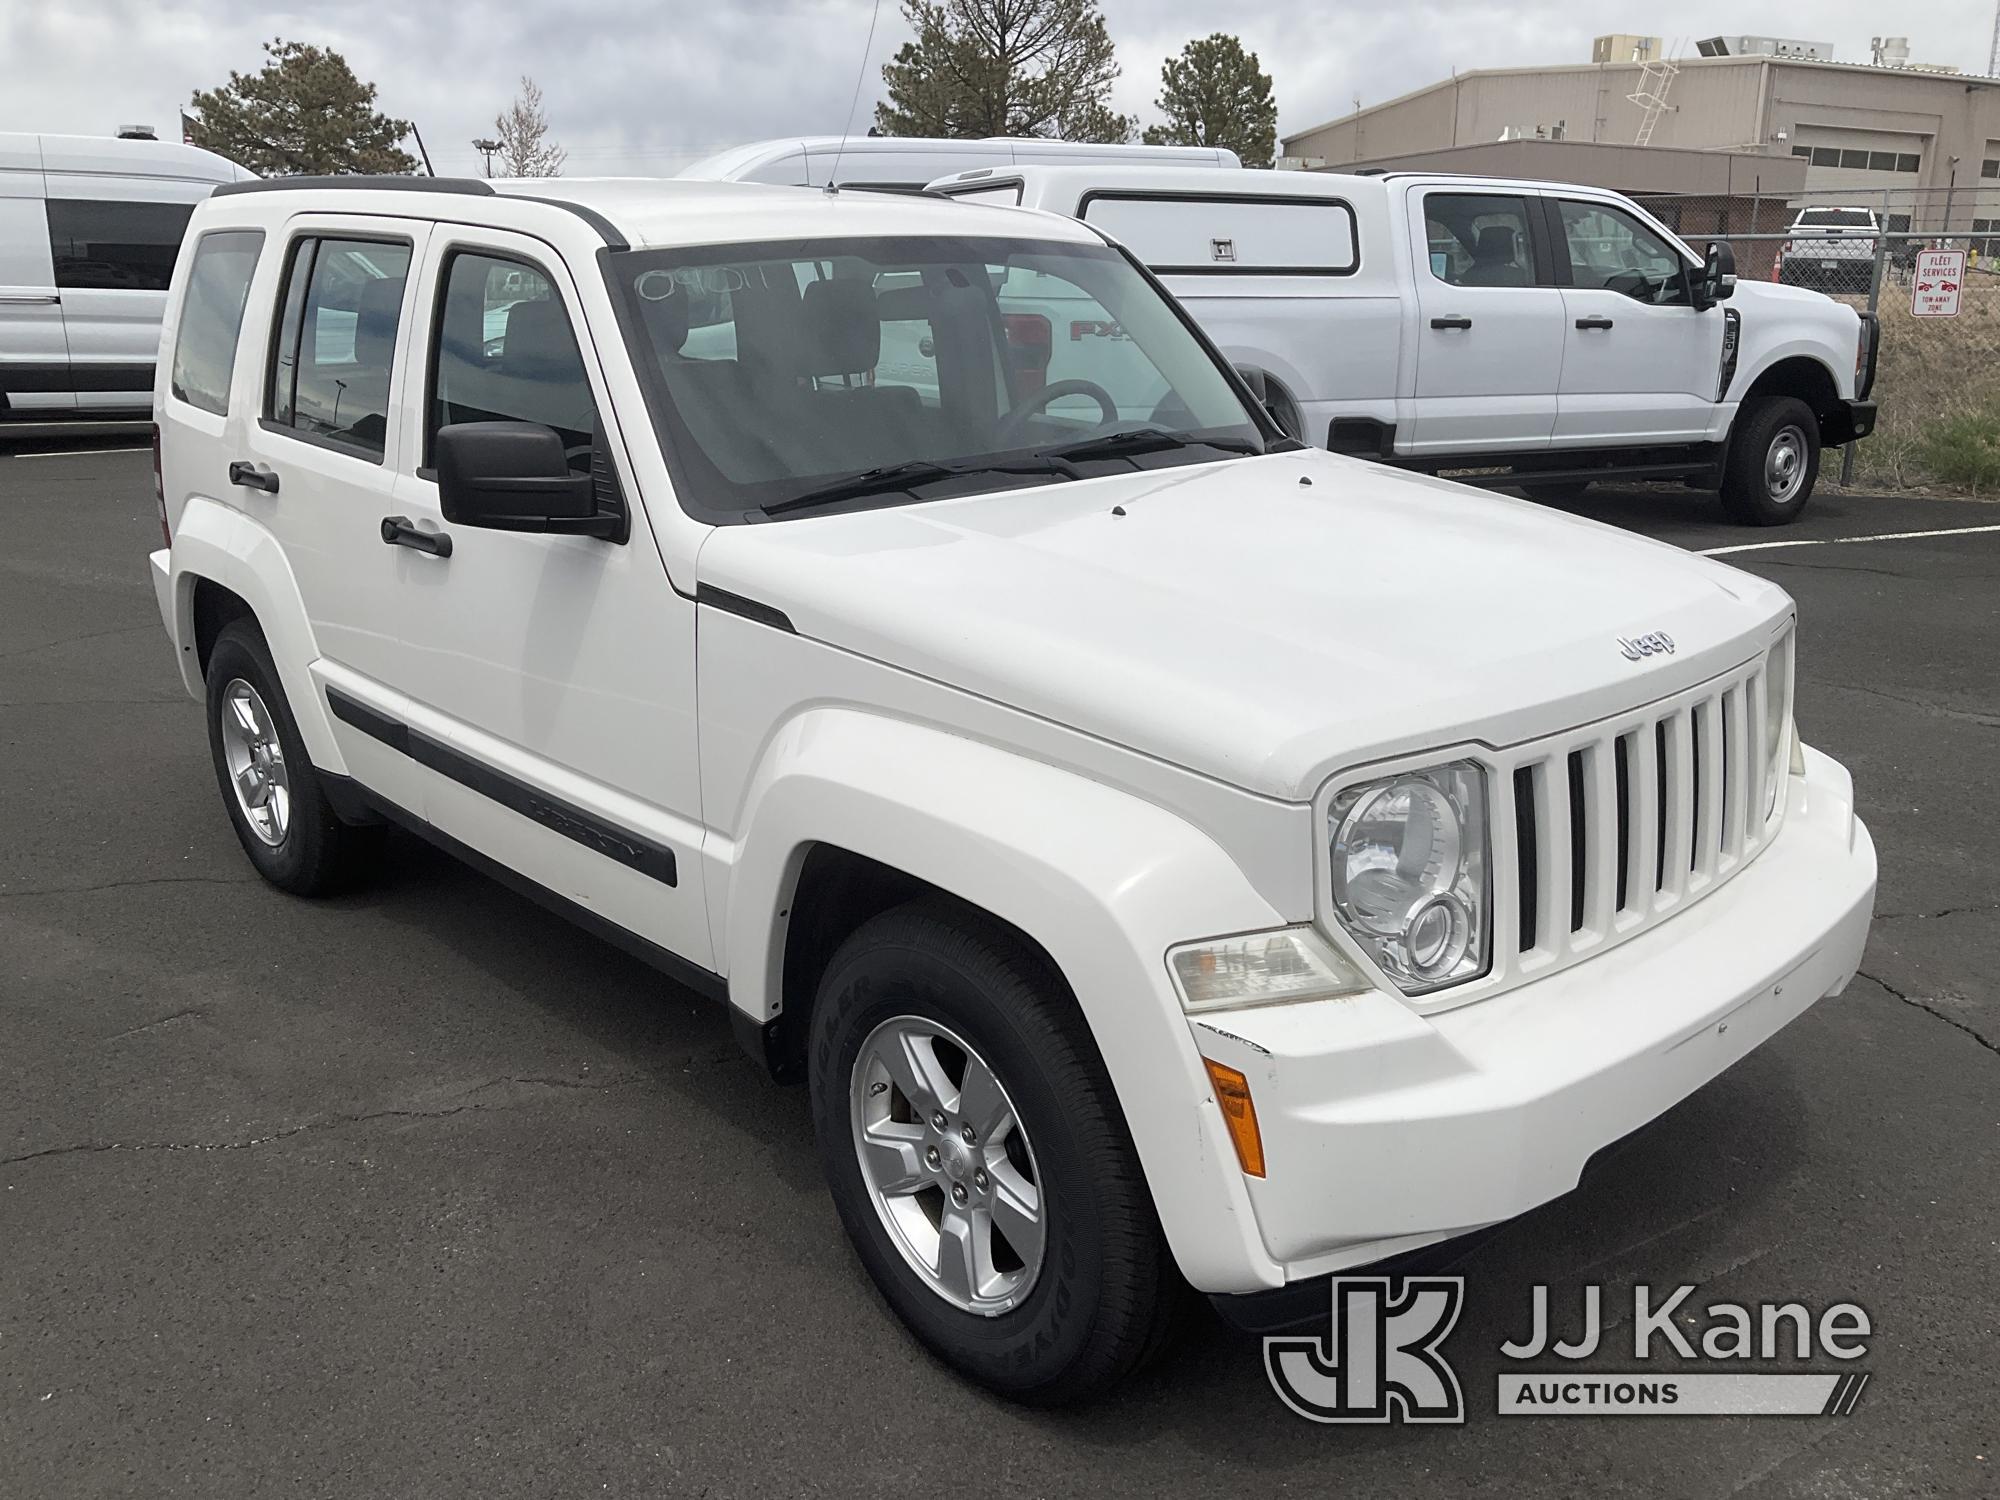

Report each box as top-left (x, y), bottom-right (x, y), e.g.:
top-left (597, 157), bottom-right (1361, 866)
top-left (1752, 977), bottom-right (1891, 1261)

top-left (1824, 399), bottom-right (1876, 447)
top-left (1187, 744), bottom-right (1874, 1290)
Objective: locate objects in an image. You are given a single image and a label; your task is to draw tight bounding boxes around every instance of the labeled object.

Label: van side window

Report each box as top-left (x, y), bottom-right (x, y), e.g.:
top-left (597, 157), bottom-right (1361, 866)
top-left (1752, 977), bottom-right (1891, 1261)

top-left (169, 230), bottom-right (264, 416)
top-left (429, 251), bottom-right (595, 469)
top-left (266, 236), bottom-right (411, 458)
top-left (45, 199), bottom-right (195, 291)
top-left (1424, 195), bottom-right (1538, 289)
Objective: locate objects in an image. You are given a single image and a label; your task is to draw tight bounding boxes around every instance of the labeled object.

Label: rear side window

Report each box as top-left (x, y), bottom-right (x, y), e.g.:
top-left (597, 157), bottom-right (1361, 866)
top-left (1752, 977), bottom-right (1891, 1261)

top-left (1424, 194), bottom-right (1538, 288)
top-left (169, 229), bottom-right (264, 416)
top-left (266, 236), bottom-right (412, 458)
top-left (46, 199), bottom-right (196, 291)
top-left (1080, 194), bottom-right (1358, 274)
top-left (429, 251), bottom-right (596, 468)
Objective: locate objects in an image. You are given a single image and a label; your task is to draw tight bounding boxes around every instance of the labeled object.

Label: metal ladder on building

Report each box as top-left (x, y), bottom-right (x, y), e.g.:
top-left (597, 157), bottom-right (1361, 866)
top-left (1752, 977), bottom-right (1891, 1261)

top-left (1628, 47), bottom-right (1683, 146)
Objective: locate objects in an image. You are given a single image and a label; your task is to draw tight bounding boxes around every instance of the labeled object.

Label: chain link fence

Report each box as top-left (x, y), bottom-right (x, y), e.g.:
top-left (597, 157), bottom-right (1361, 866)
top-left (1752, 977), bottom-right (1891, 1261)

top-left (1633, 187), bottom-right (2000, 494)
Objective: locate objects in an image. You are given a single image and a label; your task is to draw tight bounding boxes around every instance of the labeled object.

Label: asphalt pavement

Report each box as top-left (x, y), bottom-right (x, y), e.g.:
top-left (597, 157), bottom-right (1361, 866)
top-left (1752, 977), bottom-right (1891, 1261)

top-left (2, 439), bottom-right (1995, 1497)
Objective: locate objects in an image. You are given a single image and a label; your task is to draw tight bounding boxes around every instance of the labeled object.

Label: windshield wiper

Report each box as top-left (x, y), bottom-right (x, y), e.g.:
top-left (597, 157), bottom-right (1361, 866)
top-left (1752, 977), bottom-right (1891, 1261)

top-left (758, 457), bottom-right (1074, 518)
top-left (1048, 428), bottom-right (1264, 465)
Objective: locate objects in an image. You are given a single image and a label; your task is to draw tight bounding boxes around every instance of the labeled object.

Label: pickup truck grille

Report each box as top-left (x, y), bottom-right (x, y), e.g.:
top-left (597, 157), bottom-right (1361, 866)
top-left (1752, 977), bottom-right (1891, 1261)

top-left (1494, 652), bottom-right (1784, 986)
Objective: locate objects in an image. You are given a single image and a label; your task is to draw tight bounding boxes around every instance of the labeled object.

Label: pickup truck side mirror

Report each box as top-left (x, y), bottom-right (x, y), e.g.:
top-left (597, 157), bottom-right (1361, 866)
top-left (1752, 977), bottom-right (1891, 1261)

top-left (1693, 241), bottom-right (1737, 310)
top-left (434, 421), bottom-right (625, 541)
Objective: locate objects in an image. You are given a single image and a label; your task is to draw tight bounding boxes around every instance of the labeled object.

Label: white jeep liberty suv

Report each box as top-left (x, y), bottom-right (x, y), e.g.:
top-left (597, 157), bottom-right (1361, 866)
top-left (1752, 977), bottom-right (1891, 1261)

top-left (150, 176), bottom-right (1876, 1405)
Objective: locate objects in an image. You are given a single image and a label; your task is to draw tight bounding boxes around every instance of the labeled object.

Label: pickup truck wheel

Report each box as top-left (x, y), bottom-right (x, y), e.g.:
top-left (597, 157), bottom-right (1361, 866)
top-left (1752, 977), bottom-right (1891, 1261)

top-left (205, 620), bottom-right (380, 896)
top-left (809, 899), bottom-right (1180, 1404)
top-left (1519, 480), bottom-right (1590, 503)
top-left (1721, 396), bottom-right (1820, 525)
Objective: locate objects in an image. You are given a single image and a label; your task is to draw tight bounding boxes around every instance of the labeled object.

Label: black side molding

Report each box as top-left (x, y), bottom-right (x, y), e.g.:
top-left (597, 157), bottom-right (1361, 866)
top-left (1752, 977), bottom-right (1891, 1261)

top-left (0, 361), bottom-right (154, 394)
top-left (695, 584), bottom-right (795, 634)
top-left (355, 785), bottom-right (726, 1007)
top-left (324, 688), bottom-right (678, 886)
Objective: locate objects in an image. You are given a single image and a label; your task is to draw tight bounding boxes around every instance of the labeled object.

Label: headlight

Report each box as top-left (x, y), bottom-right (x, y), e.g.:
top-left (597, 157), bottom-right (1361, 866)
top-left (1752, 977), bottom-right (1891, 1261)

top-left (1763, 629), bottom-right (1794, 820)
top-left (1168, 928), bottom-right (1369, 1013)
top-left (1329, 760), bottom-right (1489, 994)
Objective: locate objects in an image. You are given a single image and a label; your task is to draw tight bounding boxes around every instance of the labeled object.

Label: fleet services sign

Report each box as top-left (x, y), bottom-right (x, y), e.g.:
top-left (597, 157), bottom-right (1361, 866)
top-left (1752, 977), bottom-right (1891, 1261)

top-left (1912, 249), bottom-right (1966, 317)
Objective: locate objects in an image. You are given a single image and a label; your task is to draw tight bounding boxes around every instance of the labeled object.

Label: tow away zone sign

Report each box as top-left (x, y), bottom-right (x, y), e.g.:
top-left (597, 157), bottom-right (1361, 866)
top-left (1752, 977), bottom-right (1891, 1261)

top-left (1912, 249), bottom-right (1966, 317)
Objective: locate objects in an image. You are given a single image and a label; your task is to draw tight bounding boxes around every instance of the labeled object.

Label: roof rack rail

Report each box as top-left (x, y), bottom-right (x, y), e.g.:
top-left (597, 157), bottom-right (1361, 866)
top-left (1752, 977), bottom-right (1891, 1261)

top-left (205, 173), bottom-right (629, 249)
top-left (211, 175), bottom-right (494, 197)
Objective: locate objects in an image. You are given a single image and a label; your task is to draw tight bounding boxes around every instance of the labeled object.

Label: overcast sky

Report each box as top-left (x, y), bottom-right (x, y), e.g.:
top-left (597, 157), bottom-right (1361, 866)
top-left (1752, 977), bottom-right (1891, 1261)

top-left (4, 1), bottom-right (1996, 176)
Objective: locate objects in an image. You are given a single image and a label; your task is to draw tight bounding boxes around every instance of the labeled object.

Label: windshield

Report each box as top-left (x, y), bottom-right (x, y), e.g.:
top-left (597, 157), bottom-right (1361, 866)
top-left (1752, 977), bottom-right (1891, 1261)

top-left (607, 235), bottom-right (1270, 520)
top-left (1800, 209), bottom-right (1874, 228)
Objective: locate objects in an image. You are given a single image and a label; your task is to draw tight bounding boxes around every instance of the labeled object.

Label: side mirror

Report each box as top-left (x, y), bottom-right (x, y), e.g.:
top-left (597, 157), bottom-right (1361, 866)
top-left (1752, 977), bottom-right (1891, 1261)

top-left (434, 421), bottom-right (624, 541)
top-left (1694, 241), bottom-right (1737, 309)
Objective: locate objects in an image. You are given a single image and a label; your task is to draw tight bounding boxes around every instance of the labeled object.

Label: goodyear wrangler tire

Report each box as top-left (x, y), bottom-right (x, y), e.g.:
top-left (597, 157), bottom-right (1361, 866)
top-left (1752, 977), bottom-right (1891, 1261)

top-left (808, 897), bottom-right (1182, 1404)
top-left (1720, 395), bottom-right (1820, 525)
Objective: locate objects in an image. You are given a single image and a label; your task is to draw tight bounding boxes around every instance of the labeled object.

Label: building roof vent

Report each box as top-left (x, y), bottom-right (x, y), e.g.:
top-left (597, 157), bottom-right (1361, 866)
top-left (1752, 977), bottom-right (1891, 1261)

top-left (1870, 36), bottom-right (1911, 67)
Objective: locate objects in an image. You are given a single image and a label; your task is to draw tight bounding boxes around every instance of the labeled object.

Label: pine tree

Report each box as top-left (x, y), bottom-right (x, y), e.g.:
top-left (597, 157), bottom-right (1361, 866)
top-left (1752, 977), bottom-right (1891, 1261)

top-left (875, 0), bottom-right (1136, 142)
top-left (187, 39), bottom-right (418, 176)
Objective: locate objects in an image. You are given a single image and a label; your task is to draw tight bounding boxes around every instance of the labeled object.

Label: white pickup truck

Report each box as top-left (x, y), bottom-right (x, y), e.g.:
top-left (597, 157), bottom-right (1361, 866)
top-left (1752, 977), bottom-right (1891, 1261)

top-left (930, 165), bottom-right (1879, 524)
top-left (151, 175), bottom-right (1874, 1405)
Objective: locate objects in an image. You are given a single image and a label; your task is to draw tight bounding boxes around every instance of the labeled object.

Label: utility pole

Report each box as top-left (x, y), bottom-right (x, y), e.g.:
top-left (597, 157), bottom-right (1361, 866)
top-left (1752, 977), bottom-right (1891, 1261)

top-left (1990, 0), bottom-right (1999, 77)
top-left (472, 137), bottom-right (501, 177)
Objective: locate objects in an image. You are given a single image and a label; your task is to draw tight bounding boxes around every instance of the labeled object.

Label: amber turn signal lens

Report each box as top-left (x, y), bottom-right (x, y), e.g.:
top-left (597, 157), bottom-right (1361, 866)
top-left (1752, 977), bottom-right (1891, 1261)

top-left (1203, 1058), bottom-right (1266, 1179)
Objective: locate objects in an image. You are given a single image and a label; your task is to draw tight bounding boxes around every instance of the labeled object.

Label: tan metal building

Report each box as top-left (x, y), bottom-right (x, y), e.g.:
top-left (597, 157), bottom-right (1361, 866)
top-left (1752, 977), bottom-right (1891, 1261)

top-left (1282, 50), bottom-right (2000, 233)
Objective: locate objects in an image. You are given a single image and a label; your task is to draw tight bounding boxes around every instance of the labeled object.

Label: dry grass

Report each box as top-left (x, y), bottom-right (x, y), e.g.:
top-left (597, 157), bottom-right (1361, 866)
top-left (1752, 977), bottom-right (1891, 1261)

top-left (1835, 268), bottom-right (2000, 496)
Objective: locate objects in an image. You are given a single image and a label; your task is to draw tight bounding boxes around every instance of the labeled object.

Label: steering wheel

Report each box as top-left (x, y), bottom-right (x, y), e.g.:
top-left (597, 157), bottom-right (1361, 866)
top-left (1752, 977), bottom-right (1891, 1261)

top-left (996, 378), bottom-right (1119, 447)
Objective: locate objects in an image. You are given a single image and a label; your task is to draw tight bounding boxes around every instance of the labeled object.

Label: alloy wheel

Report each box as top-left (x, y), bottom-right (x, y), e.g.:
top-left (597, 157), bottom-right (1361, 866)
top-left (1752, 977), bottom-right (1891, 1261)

top-left (849, 1015), bottom-right (1045, 1315)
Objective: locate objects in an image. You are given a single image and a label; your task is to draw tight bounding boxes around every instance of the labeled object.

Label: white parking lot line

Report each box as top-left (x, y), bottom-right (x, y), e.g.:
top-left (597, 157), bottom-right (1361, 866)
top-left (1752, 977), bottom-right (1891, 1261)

top-left (1702, 523), bottom-right (2000, 557)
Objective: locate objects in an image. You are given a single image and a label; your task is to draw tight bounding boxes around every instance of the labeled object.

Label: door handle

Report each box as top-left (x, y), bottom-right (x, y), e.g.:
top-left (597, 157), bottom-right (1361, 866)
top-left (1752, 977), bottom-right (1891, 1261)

top-left (380, 515), bottom-right (452, 557)
top-left (227, 461), bottom-right (280, 494)
top-left (0, 293), bottom-right (60, 306)
top-left (1430, 315), bottom-right (1473, 330)
top-left (1575, 317), bottom-right (1616, 330)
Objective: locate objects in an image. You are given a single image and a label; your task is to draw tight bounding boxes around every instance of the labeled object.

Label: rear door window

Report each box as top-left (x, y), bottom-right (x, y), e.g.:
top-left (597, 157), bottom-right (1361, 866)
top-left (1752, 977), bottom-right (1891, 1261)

top-left (265, 236), bottom-right (412, 458)
top-left (1423, 194), bottom-right (1539, 288)
top-left (45, 199), bottom-right (195, 291)
top-left (168, 229), bottom-right (264, 415)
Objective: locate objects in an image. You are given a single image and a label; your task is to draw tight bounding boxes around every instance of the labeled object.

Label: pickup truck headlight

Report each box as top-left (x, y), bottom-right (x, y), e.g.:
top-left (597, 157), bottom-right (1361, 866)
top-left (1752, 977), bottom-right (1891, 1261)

top-left (1328, 760), bottom-right (1490, 993)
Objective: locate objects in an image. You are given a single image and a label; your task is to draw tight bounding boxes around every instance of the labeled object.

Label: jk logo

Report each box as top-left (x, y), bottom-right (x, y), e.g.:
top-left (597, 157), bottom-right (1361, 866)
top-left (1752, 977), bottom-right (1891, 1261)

top-left (1265, 1277), bottom-right (1466, 1424)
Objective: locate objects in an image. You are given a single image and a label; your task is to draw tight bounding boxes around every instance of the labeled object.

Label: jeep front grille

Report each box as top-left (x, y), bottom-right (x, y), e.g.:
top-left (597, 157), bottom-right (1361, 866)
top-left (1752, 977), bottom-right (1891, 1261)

top-left (1493, 652), bottom-right (1784, 988)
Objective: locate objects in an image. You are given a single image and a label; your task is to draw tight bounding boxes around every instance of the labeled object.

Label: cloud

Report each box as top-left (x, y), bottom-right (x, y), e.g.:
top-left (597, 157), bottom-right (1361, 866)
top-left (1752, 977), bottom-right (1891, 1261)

top-left (3, 0), bottom-right (1995, 176)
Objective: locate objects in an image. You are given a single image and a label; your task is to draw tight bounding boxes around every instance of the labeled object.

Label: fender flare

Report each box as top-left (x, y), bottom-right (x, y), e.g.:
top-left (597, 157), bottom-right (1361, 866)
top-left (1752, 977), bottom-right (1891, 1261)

top-left (723, 707), bottom-right (1291, 1291)
top-left (166, 496), bottom-right (345, 774)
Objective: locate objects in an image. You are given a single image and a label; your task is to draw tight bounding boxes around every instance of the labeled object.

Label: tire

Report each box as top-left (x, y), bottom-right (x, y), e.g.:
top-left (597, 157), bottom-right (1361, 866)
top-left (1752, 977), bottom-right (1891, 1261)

top-left (1720, 395), bottom-right (1820, 525)
top-left (1519, 479), bottom-right (1591, 503)
top-left (204, 619), bottom-right (380, 895)
top-left (808, 898), bottom-right (1182, 1405)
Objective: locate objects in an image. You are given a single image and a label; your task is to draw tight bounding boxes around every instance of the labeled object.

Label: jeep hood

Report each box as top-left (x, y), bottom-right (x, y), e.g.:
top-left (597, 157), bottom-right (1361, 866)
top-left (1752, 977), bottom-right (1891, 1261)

top-left (695, 452), bottom-right (1792, 800)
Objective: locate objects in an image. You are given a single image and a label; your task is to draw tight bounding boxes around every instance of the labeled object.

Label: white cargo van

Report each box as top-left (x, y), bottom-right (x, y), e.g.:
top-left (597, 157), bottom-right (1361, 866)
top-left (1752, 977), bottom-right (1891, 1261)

top-left (680, 135), bottom-right (1237, 191)
top-left (932, 164), bottom-right (1878, 524)
top-left (0, 132), bottom-right (252, 418)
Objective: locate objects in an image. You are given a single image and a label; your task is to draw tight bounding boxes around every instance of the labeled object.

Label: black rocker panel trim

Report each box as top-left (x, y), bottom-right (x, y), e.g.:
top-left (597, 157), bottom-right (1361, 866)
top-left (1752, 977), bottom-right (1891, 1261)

top-left (324, 687), bottom-right (677, 886)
